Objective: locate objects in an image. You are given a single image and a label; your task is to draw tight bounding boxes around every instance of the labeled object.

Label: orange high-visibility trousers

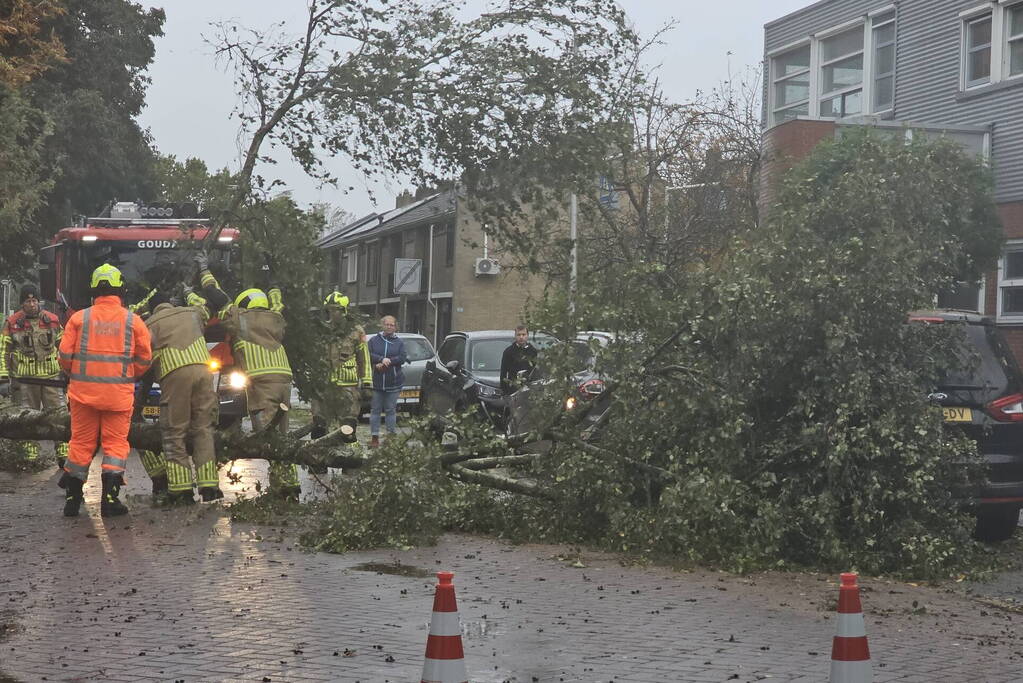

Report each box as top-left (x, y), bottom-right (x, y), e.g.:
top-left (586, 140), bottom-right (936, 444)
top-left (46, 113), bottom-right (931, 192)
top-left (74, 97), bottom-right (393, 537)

top-left (63, 401), bottom-right (132, 481)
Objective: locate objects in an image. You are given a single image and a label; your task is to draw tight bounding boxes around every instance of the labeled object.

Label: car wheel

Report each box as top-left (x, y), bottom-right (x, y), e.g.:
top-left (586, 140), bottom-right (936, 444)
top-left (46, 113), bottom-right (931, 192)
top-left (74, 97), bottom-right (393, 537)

top-left (974, 505), bottom-right (1021, 543)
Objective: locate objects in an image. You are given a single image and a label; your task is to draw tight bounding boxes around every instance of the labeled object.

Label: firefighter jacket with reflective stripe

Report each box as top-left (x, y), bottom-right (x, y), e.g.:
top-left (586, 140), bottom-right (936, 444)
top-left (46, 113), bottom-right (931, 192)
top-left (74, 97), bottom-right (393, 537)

top-left (145, 302), bottom-right (211, 379)
top-left (0, 310), bottom-right (62, 379)
top-left (330, 324), bottom-right (371, 386)
top-left (58, 296), bottom-right (153, 410)
top-left (200, 271), bottom-right (291, 379)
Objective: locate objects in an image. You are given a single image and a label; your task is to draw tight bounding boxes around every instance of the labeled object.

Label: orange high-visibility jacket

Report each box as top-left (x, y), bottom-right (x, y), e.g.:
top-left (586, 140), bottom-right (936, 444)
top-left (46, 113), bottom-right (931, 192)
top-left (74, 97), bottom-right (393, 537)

top-left (59, 295), bottom-right (152, 411)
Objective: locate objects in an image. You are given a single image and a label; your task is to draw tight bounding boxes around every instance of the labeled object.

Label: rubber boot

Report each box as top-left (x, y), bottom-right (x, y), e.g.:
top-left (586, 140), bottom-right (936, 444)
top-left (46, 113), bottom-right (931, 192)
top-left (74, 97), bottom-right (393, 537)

top-left (151, 473), bottom-right (170, 507)
top-left (369, 435), bottom-right (380, 449)
top-left (100, 473), bottom-right (128, 517)
top-left (165, 489), bottom-right (197, 506)
top-left (199, 486), bottom-right (224, 502)
top-left (63, 476), bottom-right (84, 517)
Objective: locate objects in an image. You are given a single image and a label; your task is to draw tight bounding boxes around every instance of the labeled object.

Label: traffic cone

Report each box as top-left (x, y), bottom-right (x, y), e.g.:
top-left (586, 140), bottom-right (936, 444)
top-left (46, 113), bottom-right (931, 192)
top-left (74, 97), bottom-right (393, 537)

top-left (421, 571), bottom-right (468, 683)
top-left (830, 572), bottom-right (872, 683)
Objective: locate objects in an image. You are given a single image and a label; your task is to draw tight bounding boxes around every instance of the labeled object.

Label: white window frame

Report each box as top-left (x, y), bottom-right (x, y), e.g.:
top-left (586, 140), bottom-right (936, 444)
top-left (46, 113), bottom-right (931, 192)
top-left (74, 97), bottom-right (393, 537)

top-left (963, 13), bottom-right (996, 89)
top-left (871, 10), bottom-right (896, 113)
top-left (766, 7), bottom-right (897, 128)
top-left (936, 276), bottom-right (987, 314)
top-left (1003, 1), bottom-right (1023, 79)
top-left (345, 247), bottom-right (358, 283)
top-left (818, 25), bottom-right (866, 119)
top-left (769, 41), bottom-right (812, 126)
top-left (997, 241), bottom-right (1023, 323)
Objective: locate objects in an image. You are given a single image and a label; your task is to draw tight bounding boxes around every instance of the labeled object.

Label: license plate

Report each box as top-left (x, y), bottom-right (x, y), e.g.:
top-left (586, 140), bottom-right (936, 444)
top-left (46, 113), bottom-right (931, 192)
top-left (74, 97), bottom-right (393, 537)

top-left (942, 407), bottom-right (972, 422)
top-left (142, 405), bottom-right (160, 417)
top-left (399, 389), bottom-right (420, 399)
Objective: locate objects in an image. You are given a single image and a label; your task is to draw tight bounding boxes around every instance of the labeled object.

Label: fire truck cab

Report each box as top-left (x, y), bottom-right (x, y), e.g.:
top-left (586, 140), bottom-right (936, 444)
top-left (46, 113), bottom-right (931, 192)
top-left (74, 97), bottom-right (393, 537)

top-left (38, 201), bottom-right (247, 426)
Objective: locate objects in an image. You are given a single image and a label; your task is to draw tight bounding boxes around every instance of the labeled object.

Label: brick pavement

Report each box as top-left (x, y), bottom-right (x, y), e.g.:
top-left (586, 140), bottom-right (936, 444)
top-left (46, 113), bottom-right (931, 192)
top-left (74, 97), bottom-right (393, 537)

top-left (1, 455), bottom-right (1023, 682)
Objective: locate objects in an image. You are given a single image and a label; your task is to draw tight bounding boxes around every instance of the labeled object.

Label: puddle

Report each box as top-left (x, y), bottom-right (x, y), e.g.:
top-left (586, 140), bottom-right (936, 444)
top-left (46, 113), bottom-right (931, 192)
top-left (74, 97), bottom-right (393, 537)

top-left (351, 561), bottom-right (432, 578)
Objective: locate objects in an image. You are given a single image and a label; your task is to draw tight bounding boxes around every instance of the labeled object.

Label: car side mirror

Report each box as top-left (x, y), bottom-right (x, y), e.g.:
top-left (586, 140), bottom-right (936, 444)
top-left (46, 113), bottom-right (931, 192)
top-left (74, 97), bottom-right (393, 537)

top-left (426, 359), bottom-right (435, 372)
top-left (445, 359), bottom-right (461, 372)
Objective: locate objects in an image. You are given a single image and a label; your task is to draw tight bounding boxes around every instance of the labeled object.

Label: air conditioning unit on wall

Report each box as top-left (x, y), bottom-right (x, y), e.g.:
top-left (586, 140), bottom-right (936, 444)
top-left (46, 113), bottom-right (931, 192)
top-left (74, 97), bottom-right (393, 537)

top-left (474, 257), bottom-right (500, 276)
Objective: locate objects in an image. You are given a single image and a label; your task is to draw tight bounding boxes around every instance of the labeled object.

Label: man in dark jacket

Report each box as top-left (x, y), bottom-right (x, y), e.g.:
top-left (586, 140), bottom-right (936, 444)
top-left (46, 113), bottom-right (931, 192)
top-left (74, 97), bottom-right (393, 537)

top-left (367, 315), bottom-right (407, 448)
top-left (500, 324), bottom-right (538, 394)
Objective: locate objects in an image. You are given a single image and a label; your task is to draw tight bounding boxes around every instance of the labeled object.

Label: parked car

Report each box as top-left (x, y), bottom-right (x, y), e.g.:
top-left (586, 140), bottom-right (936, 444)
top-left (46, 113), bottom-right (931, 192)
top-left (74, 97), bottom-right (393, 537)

top-left (394, 332), bottom-right (435, 413)
top-left (421, 330), bottom-right (557, 427)
top-left (912, 311), bottom-right (1023, 542)
top-left (505, 337), bottom-right (612, 443)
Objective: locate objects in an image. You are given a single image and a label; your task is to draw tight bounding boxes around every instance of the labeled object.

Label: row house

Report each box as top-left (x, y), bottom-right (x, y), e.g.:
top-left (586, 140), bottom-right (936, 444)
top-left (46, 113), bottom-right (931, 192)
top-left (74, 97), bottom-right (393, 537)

top-left (316, 187), bottom-right (543, 346)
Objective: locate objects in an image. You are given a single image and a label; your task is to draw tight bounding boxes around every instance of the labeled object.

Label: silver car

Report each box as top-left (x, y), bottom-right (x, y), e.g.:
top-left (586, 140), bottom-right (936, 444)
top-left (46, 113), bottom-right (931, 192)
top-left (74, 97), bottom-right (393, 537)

top-left (396, 332), bottom-right (436, 413)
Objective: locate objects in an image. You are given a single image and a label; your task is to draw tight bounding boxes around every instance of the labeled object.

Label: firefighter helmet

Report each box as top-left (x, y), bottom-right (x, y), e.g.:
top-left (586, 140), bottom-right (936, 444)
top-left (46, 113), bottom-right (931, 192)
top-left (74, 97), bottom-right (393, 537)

top-left (323, 291), bottom-right (350, 310)
top-left (90, 264), bottom-right (124, 289)
top-left (234, 288), bottom-right (269, 310)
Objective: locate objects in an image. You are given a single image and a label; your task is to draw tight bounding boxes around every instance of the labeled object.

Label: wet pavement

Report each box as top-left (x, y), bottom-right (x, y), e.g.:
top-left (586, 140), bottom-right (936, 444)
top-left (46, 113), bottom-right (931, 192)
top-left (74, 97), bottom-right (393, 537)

top-left (2, 450), bottom-right (1023, 682)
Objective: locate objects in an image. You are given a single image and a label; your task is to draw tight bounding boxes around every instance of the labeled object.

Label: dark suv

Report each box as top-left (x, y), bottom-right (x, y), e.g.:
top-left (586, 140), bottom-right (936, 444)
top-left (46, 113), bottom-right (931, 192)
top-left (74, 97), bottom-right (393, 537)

top-left (913, 311), bottom-right (1023, 542)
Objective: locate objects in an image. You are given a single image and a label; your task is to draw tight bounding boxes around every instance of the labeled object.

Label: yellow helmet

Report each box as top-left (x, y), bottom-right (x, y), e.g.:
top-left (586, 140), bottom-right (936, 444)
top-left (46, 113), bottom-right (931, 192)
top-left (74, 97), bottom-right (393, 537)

top-left (234, 288), bottom-right (269, 309)
top-left (90, 263), bottom-right (124, 289)
top-left (323, 291), bottom-right (350, 310)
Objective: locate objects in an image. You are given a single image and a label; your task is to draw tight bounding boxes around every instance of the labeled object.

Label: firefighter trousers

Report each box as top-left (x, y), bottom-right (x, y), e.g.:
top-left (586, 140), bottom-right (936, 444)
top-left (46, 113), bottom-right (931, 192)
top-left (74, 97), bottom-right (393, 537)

top-left (15, 379), bottom-right (68, 461)
top-left (246, 376), bottom-right (298, 490)
top-left (311, 385), bottom-right (361, 431)
top-left (64, 402), bottom-right (131, 482)
top-left (159, 364), bottom-right (218, 491)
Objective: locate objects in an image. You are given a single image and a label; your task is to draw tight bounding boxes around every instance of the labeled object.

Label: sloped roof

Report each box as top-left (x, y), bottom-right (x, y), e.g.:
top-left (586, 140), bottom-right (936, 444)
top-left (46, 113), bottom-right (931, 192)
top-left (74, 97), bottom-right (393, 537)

top-left (317, 189), bottom-right (456, 250)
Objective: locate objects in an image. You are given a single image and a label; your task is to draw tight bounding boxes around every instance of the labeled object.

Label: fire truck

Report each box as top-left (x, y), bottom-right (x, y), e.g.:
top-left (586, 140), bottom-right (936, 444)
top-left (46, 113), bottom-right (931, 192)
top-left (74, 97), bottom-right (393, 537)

top-left (38, 201), bottom-right (247, 426)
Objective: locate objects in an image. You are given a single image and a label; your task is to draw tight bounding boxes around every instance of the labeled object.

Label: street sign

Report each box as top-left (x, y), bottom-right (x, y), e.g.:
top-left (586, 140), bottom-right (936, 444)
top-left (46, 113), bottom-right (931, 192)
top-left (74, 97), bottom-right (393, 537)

top-left (394, 258), bottom-right (422, 295)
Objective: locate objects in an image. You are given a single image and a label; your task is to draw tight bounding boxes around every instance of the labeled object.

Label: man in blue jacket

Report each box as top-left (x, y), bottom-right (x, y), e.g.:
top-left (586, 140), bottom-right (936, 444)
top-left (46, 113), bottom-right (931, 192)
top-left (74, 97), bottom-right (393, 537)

top-left (367, 315), bottom-right (407, 448)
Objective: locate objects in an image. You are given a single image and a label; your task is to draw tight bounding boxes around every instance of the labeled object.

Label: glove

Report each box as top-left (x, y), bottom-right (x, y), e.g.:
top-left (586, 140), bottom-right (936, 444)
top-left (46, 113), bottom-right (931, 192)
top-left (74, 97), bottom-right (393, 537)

top-left (193, 252), bottom-right (209, 272)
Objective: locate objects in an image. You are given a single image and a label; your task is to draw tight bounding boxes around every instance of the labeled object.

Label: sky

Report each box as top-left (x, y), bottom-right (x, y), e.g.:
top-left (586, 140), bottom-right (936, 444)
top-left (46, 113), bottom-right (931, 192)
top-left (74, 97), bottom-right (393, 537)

top-left (138, 0), bottom-right (814, 217)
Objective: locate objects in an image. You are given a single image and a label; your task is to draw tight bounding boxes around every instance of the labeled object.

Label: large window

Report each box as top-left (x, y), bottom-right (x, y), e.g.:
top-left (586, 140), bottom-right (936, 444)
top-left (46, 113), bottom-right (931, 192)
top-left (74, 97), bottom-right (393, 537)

top-left (966, 15), bottom-right (993, 87)
top-left (365, 240), bottom-right (379, 285)
top-left (872, 12), bottom-right (896, 111)
top-left (820, 27), bottom-right (865, 118)
top-left (1009, 5), bottom-right (1023, 77)
top-left (771, 44), bottom-right (811, 123)
top-left (768, 10), bottom-right (896, 127)
top-left (998, 243), bottom-right (1023, 321)
top-left (345, 247), bottom-right (358, 283)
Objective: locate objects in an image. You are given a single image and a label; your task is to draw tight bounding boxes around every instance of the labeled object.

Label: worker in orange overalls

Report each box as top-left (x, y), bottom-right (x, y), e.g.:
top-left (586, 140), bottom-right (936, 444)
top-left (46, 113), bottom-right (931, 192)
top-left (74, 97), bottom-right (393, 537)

top-left (58, 264), bottom-right (152, 518)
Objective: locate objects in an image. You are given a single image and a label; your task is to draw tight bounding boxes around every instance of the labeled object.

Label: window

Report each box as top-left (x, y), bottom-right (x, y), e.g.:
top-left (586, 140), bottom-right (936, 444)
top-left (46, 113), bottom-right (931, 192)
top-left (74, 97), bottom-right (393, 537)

top-left (771, 44), bottom-right (811, 123)
top-left (1008, 4), bottom-right (1023, 77)
top-left (365, 241), bottom-right (379, 285)
top-left (872, 12), bottom-right (896, 111)
top-left (767, 11), bottom-right (896, 127)
top-left (937, 280), bottom-right (984, 313)
top-left (965, 15), bottom-right (993, 87)
top-left (820, 26), bottom-right (865, 118)
top-left (998, 243), bottom-right (1023, 321)
top-left (345, 248), bottom-right (358, 283)
top-left (437, 336), bottom-right (465, 365)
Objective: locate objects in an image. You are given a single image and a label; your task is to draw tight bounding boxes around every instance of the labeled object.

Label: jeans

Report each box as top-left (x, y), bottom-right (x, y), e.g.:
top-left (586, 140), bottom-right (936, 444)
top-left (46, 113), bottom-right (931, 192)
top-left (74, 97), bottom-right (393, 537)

top-left (370, 389), bottom-right (400, 435)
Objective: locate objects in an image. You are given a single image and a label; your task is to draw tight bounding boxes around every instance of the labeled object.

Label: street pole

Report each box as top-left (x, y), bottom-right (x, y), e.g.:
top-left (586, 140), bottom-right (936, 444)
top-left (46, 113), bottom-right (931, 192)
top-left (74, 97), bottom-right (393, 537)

top-left (569, 193), bottom-right (577, 315)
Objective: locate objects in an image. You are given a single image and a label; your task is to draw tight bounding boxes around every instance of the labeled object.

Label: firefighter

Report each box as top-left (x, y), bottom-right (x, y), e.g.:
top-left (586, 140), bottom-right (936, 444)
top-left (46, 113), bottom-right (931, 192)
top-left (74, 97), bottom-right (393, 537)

top-left (58, 264), bottom-right (152, 517)
top-left (0, 284), bottom-right (68, 466)
top-left (144, 289), bottom-right (222, 504)
top-left (127, 288), bottom-right (172, 502)
top-left (309, 291), bottom-right (370, 472)
top-left (194, 253), bottom-right (299, 499)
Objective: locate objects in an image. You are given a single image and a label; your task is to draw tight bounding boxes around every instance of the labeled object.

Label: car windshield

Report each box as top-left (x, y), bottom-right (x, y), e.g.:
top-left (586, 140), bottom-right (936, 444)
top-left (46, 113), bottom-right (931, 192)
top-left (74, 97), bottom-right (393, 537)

top-left (941, 324), bottom-right (1013, 392)
top-left (469, 339), bottom-right (508, 372)
top-left (403, 338), bottom-right (435, 362)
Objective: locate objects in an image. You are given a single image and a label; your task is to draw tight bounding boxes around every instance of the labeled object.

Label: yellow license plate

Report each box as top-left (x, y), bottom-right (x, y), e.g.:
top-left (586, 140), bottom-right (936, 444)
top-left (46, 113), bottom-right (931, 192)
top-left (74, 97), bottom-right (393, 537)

top-left (399, 389), bottom-right (420, 399)
top-left (142, 406), bottom-right (160, 417)
top-left (942, 407), bottom-right (972, 422)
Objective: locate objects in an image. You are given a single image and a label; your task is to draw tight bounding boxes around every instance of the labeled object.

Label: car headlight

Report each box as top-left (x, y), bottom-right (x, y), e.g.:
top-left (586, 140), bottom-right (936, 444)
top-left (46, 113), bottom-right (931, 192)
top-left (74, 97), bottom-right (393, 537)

top-left (207, 359), bottom-right (221, 373)
top-left (565, 396), bottom-right (577, 410)
top-left (228, 371), bottom-right (248, 389)
top-left (477, 383), bottom-right (501, 398)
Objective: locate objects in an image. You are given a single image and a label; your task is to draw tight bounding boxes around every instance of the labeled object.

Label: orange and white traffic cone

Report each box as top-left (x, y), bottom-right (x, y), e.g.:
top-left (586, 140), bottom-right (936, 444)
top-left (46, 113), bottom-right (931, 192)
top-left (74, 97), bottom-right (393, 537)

top-left (830, 572), bottom-right (872, 683)
top-left (421, 571), bottom-right (468, 683)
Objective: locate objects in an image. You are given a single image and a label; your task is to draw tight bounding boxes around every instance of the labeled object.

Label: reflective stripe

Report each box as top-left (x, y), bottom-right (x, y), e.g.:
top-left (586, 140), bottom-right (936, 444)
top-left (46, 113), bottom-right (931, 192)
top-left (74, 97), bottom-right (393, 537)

top-left (78, 309), bottom-right (92, 377)
top-left (829, 659), bottom-right (872, 682)
top-left (420, 657), bottom-right (468, 683)
top-left (102, 454), bottom-right (127, 469)
top-left (166, 461), bottom-right (194, 492)
top-left (155, 336), bottom-right (209, 379)
top-left (69, 374), bottom-right (136, 384)
top-left (427, 612), bottom-right (462, 637)
top-left (196, 461), bottom-right (218, 487)
top-left (64, 460), bottom-right (90, 478)
top-left (835, 612), bottom-right (867, 638)
top-left (121, 312), bottom-right (134, 377)
top-left (233, 339), bottom-right (292, 378)
top-left (138, 450), bottom-right (166, 478)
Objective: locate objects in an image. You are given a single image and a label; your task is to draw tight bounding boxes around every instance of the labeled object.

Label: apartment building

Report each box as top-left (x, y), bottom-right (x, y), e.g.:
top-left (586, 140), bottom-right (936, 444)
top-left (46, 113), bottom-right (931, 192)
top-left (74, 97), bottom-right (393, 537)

top-left (763, 0), bottom-right (1023, 354)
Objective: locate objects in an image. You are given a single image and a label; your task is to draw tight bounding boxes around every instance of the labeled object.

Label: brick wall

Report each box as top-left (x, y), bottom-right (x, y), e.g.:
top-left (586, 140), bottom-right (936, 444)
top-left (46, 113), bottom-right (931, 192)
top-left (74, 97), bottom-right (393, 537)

top-left (759, 119), bottom-right (838, 212)
top-left (450, 204), bottom-right (545, 333)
